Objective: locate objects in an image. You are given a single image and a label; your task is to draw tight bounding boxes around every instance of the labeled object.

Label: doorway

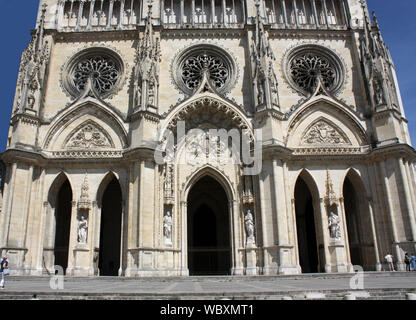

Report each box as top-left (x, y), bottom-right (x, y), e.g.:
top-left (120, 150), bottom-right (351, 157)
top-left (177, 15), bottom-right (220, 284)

top-left (294, 177), bottom-right (319, 273)
top-left (98, 178), bottom-right (122, 276)
top-left (54, 180), bottom-right (72, 274)
top-left (187, 176), bottom-right (231, 275)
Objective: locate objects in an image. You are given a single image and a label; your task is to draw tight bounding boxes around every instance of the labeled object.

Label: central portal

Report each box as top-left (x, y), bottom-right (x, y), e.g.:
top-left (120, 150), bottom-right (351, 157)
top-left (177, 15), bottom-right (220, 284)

top-left (187, 176), bottom-right (231, 275)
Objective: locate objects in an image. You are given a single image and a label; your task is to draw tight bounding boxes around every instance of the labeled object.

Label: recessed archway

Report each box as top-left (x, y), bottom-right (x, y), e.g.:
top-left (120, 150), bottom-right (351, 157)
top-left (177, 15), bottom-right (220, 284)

top-left (294, 172), bottom-right (320, 273)
top-left (343, 170), bottom-right (376, 270)
top-left (53, 179), bottom-right (72, 275)
top-left (187, 175), bottom-right (231, 275)
top-left (98, 177), bottom-right (123, 276)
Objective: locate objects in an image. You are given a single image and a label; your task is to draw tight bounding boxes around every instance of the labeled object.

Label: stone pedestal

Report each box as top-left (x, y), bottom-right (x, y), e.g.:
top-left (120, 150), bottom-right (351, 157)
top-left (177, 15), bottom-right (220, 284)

top-left (245, 247), bottom-right (258, 275)
top-left (72, 244), bottom-right (93, 276)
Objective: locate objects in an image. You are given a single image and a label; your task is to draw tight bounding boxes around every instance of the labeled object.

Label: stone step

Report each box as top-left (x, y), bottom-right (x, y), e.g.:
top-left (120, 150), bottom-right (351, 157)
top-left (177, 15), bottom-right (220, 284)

top-left (0, 288), bottom-right (412, 300)
top-left (7, 271), bottom-right (416, 282)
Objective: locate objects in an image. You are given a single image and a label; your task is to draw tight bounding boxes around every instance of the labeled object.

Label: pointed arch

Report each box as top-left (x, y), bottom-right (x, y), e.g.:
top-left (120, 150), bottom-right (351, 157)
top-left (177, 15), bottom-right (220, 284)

top-left (293, 169), bottom-right (323, 273)
top-left (342, 168), bottom-right (369, 198)
top-left (161, 92), bottom-right (253, 141)
top-left (183, 164), bottom-right (235, 203)
top-left (96, 171), bottom-right (122, 207)
top-left (43, 99), bottom-right (128, 150)
top-left (286, 96), bottom-right (368, 148)
top-left (293, 169), bottom-right (320, 201)
top-left (47, 172), bottom-right (73, 208)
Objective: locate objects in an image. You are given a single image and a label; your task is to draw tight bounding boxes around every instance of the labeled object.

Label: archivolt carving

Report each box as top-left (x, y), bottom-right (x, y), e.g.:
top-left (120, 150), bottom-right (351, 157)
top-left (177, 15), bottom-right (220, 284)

top-left (166, 96), bottom-right (252, 137)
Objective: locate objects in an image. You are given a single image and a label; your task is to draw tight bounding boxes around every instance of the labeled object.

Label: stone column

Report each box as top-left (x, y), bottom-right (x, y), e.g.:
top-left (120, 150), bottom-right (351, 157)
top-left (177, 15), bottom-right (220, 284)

top-left (322, 0), bottom-right (330, 28)
top-left (107, 0), bottom-right (115, 29)
top-left (66, 201), bottom-right (78, 276)
top-left (180, 200), bottom-right (189, 276)
top-left (398, 158), bottom-right (416, 251)
top-left (341, 0), bottom-right (349, 27)
top-left (338, 196), bottom-right (353, 272)
top-left (379, 160), bottom-right (403, 270)
top-left (222, 0), bottom-right (227, 26)
top-left (88, 0), bottom-right (96, 29)
top-left (191, 0), bottom-right (195, 26)
top-left (405, 161), bottom-right (416, 224)
top-left (57, 0), bottom-right (66, 31)
top-left (76, 0), bottom-right (85, 30)
top-left (180, 0), bottom-right (185, 26)
top-left (292, 0), bottom-right (299, 27)
top-left (319, 198), bottom-right (331, 273)
top-left (119, 0), bottom-right (125, 29)
top-left (310, 0), bottom-right (319, 28)
top-left (231, 200), bottom-right (244, 275)
top-left (281, 0), bottom-right (288, 28)
top-left (211, 0), bottom-right (215, 25)
top-left (367, 198), bottom-right (382, 271)
top-left (125, 162), bottom-right (140, 277)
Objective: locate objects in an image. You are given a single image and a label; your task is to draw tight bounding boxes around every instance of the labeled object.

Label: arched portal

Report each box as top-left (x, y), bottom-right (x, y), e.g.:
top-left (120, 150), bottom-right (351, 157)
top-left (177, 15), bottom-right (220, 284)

top-left (187, 176), bottom-right (231, 275)
top-left (343, 172), bottom-right (376, 270)
top-left (98, 177), bottom-right (123, 276)
top-left (294, 175), bottom-right (320, 273)
top-left (53, 180), bottom-right (72, 274)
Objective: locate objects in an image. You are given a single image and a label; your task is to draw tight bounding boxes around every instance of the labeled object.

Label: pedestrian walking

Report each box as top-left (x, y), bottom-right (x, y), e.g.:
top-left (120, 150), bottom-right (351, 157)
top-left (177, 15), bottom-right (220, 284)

top-left (404, 253), bottom-right (411, 271)
top-left (0, 256), bottom-right (9, 289)
top-left (411, 254), bottom-right (416, 271)
top-left (385, 253), bottom-right (394, 271)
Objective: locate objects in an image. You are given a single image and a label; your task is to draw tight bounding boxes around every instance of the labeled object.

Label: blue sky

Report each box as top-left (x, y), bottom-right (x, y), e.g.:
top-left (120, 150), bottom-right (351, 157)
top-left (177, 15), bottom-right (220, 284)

top-left (0, 1), bottom-right (414, 151)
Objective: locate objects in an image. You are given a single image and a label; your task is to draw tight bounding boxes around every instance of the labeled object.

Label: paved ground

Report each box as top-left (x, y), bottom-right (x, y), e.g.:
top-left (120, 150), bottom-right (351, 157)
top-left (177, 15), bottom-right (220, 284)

top-left (0, 272), bottom-right (414, 297)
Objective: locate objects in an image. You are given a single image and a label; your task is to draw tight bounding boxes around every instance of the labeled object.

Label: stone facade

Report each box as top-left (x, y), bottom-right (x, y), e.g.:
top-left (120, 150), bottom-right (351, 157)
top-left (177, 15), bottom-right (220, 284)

top-left (1, 0), bottom-right (415, 277)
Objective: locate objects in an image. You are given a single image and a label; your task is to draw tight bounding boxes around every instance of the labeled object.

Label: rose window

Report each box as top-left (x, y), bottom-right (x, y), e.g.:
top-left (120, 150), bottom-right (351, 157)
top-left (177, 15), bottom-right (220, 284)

top-left (286, 46), bottom-right (344, 96)
top-left (181, 54), bottom-right (229, 91)
top-left (72, 56), bottom-right (119, 95)
top-left (172, 45), bottom-right (236, 96)
top-left (63, 48), bottom-right (124, 99)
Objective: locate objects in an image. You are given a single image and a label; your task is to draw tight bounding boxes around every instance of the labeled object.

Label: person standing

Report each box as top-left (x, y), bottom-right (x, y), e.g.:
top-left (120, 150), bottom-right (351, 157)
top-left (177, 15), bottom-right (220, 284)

top-left (385, 253), bottom-right (394, 271)
top-left (404, 253), bottom-right (411, 271)
top-left (411, 254), bottom-right (416, 271)
top-left (0, 256), bottom-right (9, 289)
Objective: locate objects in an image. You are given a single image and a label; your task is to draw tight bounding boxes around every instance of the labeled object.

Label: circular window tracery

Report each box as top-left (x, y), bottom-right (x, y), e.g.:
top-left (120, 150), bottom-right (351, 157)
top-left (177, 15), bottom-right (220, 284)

top-left (286, 45), bottom-right (344, 96)
top-left (72, 56), bottom-right (120, 95)
top-left (182, 54), bottom-right (229, 91)
top-left (63, 48), bottom-right (124, 99)
top-left (172, 45), bottom-right (236, 96)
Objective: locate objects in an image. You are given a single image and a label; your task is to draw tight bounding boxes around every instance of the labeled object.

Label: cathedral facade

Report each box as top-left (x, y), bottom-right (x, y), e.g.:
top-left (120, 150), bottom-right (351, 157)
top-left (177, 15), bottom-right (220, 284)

top-left (1, 0), bottom-right (415, 277)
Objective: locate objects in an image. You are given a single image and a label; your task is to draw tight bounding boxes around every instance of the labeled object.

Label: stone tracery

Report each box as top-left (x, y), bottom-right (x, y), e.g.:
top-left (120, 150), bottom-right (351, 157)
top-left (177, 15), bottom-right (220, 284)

top-left (72, 55), bottom-right (120, 95)
top-left (181, 53), bottom-right (229, 91)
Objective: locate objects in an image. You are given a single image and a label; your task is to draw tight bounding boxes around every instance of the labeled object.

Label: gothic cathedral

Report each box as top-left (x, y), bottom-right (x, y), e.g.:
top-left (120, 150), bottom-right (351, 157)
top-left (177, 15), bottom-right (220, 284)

top-left (1, 0), bottom-right (415, 277)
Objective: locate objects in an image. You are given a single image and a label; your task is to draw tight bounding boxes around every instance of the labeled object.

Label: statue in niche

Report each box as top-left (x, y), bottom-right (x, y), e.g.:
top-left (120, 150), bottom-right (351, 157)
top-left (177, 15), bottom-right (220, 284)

top-left (373, 78), bottom-right (385, 105)
top-left (164, 210), bottom-right (173, 241)
top-left (328, 211), bottom-right (341, 240)
top-left (257, 82), bottom-right (265, 105)
top-left (148, 80), bottom-right (155, 106)
top-left (77, 215), bottom-right (88, 244)
top-left (245, 209), bottom-right (255, 245)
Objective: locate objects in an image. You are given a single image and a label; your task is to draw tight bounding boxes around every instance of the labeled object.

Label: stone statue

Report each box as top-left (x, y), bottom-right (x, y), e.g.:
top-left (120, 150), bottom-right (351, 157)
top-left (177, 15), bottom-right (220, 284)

top-left (373, 78), bottom-right (385, 105)
top-left (245, 209), bottom-right (255, 244)
top-left (328, 212), bottom-right (341, 239)
top-left (164, 211), bottom-right (172, 241)
top-left (77, 215), bottom-right (88, 244)
top-left (257, 82), bottom-right (265, 105)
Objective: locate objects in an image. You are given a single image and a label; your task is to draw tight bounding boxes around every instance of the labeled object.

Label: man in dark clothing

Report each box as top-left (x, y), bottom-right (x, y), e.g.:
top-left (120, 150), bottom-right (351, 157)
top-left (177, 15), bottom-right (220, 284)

top-left (0, 256), bottom-right (9, 289)
top-left (404, 253), bottom-right (411, 271)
